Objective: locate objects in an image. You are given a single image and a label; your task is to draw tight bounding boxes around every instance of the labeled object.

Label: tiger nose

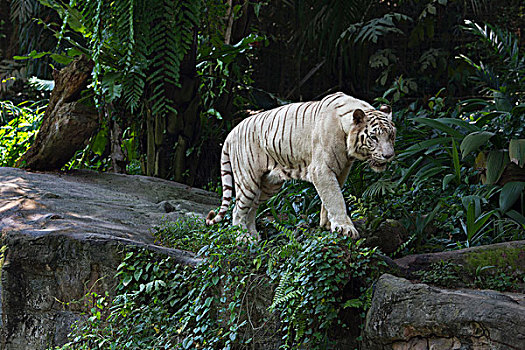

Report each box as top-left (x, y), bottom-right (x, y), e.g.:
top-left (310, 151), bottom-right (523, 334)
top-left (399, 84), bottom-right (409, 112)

top-left (383, 151), bottom-right (395, 160)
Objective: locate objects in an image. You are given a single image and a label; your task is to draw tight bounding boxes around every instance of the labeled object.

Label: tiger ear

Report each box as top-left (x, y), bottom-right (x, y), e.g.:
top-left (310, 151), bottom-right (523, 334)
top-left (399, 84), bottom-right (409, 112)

top-left (379, 104), bottom-right (392, 120)
top-left (353, 109), bottom-right (366, 125)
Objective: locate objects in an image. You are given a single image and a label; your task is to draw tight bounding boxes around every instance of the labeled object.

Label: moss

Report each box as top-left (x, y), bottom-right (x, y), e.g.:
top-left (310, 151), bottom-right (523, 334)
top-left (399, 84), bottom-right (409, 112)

top-left (465, 246), bottom-right (525, 272)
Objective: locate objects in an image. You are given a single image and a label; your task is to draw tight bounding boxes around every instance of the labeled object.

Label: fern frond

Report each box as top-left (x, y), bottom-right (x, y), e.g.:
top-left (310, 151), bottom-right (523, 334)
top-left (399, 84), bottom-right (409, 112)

top-left (269, 271), bottom-right (301, 312)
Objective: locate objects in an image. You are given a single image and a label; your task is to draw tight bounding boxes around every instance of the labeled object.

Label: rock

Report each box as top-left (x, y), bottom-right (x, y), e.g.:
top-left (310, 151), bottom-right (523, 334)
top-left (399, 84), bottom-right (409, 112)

top-left (359, 219), bottom-right (408, 254)
top-left (363, 274), bottom-right (525, 350)
top-left (394, 240), bottom-right (525, 280)
top-left (0, 167), bottom-right (218, 350)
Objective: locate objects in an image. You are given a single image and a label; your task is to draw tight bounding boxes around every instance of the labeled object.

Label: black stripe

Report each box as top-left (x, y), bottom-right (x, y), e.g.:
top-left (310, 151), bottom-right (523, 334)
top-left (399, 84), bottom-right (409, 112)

top-left (324, 93), bottom-right (342, 107)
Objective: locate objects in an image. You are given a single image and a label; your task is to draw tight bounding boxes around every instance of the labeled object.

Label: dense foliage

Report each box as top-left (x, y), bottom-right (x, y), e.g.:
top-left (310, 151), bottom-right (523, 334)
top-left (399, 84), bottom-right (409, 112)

top-left (56, 219), bottom-right (385, 349)
top-left (0, 99), bottom-right (45, 166)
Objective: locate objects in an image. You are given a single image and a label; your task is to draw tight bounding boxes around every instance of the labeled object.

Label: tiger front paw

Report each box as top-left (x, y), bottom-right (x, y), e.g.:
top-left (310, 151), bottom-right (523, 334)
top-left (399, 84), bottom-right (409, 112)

top-left (236, 231), bottom-right (261, 244)
top-left (330, 221), bottom-right (360, 239)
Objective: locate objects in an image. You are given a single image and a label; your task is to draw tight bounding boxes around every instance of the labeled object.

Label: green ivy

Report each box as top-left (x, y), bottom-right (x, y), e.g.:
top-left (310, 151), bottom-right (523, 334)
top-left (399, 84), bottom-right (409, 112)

top-left (56, 218), bottom-right (387, 350)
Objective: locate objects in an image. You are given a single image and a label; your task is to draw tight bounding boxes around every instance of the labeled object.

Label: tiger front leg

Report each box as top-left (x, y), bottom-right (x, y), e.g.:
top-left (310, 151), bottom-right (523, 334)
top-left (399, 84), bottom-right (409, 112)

top-left (320, 206), bottom-right (330, 230)
top-left (312, 168), bottom-right (359, 239)
top-left (319, 164), bottom-right (353, 233)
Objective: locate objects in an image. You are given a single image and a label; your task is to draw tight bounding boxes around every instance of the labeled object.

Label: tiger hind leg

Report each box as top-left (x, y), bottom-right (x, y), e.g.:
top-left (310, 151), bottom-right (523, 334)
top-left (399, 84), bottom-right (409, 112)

top-left (233, 172), bottom-right (282, 243)
top-left (232, 185), bottom-right (262, 242)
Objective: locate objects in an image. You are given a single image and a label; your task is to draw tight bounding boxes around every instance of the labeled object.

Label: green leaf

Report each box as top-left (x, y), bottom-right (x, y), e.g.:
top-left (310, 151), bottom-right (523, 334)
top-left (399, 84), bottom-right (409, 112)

top-left (451, 138), bottom-right (461, 183)
top-left (509, 139), bottom-right (525, 167)
top-left (438, 118), bottom-right (480, 133)
top-left (413, 117), bottom-right (463, 139)
top-left (50, 54), bottom-right (74, 65)
top-left (122, 275), bottom-right (132, 287)
top-left (460, 131), bottom-right (495, 159)
top-left (401, 137), bottom-right (450, 155)
top-left (462, 195), bottom-right (484, 216)
top-left (91, 127), bottom-right (109, 156)
top-left (442, 173), bottom-right (455, 190)
top-left (14, 50), bottom-right (50, 60)
top-left (499, 182), bottom-right (525, 213)
top-left (343, 298), bottom-right (363, 309)
top-left (471, 210), bottom-right (495, 238)
top-left (486, 150), bottom-right (509, 184)
top-left (505, 210), bottom-right (525, 225)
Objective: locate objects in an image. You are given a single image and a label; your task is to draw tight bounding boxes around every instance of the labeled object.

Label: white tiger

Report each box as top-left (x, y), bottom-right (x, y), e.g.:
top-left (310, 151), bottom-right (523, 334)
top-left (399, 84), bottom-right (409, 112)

top-left (206, 92), bottom-right (396, 241)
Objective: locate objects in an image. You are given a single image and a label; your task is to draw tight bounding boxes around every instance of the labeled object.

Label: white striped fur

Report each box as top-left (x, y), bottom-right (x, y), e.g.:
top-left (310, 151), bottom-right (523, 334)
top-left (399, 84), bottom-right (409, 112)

top-left (206, 92), bottom-right (396, 242)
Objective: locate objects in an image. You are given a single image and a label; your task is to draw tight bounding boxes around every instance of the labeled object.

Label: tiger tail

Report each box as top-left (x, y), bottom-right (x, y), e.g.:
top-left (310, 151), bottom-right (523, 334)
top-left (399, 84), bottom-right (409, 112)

top-left (206, 142), bottom-right (234, 225)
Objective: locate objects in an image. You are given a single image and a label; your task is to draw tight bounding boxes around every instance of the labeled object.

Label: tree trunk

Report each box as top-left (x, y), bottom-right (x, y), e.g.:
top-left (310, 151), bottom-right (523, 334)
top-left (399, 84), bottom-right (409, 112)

top-left (109, 116), bottom-right (126, 173)
top-left (144, 28), bottom-right (201, 186)
top-left (16, 55), bottom-right (97, 170)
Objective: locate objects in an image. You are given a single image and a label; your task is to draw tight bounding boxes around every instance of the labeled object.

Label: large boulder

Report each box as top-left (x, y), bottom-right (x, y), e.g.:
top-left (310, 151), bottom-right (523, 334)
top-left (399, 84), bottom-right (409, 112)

top-left (364, 274), bottom-right (525, 350)
top-left (0, 167), bottom-right (217, 350)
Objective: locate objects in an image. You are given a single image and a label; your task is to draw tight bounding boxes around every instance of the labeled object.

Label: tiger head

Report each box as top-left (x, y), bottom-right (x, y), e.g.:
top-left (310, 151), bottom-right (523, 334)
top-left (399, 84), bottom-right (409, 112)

top-left (346, 105), bottom-right (396, 172)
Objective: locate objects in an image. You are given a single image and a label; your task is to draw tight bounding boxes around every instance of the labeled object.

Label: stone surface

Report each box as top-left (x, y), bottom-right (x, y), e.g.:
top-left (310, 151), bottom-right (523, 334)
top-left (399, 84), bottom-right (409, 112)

top-left (0, 167), bottom-right (217, 350)
top-left (394, 240), bottom-right (525, 281)
top-left (364, 274), bottom-right (525, 350)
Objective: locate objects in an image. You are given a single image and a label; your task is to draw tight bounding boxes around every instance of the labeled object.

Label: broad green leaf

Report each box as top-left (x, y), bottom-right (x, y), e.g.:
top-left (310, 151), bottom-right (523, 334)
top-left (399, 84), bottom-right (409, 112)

top-left (506, 210), bottom-right (525, 225)
top-left (459, 98), bottom-right (490, 112)
top-left (400, 137), bottom-right (449, 158)
top-left (460, 131), bottom-right (495, 159)
top-left (486, 150), bottom-right (509, 184)
top-left (413, 117), bottom-right (463, 139)
top-left (471, 210), bottom-right (496, 238)
top-left (50, 54), bottom-right (74, 65)
top-left (509, 139), bottom-right (525, 167)
top-left (442, 173), bottom-right (456, 190)
top-left (499, 181), bottom-right (525, 213)
top-left (461, 195), bottom-right (485, 216)
top-left (438, 118), bottom-right (480, 132)
top-left (14, 50), bottom-right (50, 60)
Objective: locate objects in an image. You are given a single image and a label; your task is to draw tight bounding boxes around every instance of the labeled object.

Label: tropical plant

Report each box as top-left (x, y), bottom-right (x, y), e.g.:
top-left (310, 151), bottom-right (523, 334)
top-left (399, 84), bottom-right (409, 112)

top-left (20, 0), bottom-right (263, 185)
top-left (0, 99), bottom-right (46, 166)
